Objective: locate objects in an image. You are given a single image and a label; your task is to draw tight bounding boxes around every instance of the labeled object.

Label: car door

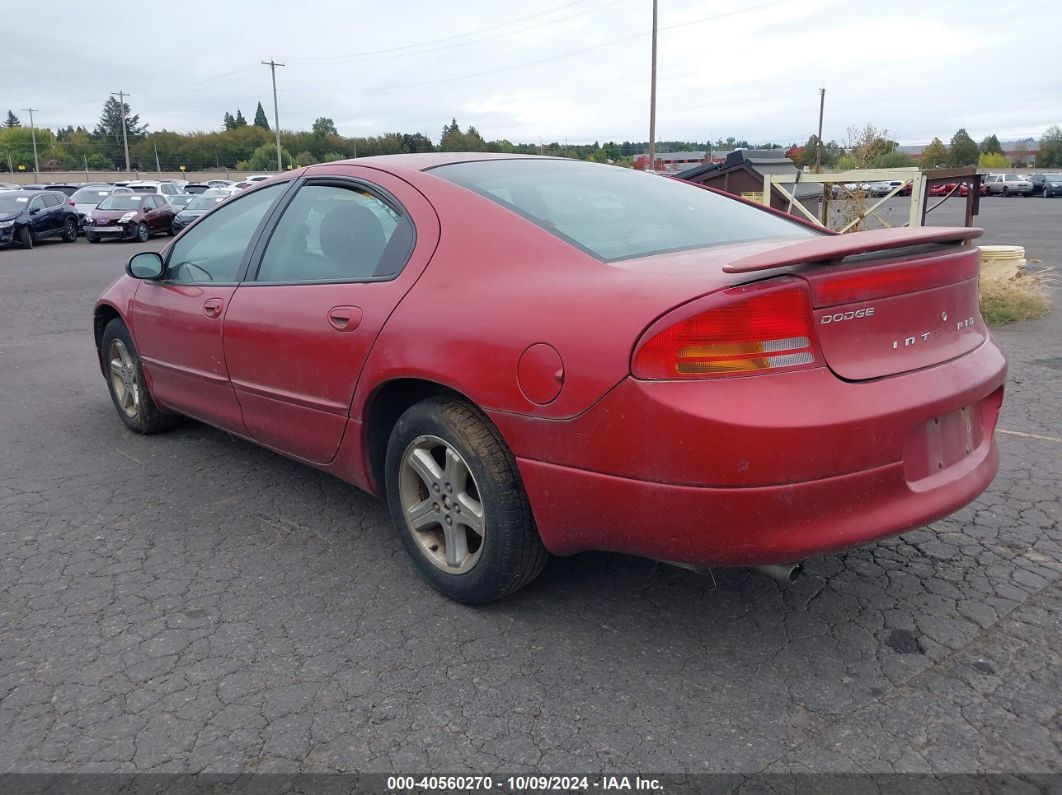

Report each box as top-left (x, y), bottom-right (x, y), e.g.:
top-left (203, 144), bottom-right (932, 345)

top-left (222, 169), bottom-right (440, 464)
top-left (131, 182), bottom-right (290, 432)
top-left (156, 195), bottom-right (176, 229)
top-left (27, 195), bottom-right (51, 237)
top-left (143, 196), bottom-right (165, 233)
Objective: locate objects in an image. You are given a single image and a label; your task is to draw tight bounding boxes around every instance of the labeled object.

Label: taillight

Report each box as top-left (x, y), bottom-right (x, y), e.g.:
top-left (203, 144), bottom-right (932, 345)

top-left (632, 278), bottom-right (820, 380)
top-left (806, 248), bottom-right (980, 307)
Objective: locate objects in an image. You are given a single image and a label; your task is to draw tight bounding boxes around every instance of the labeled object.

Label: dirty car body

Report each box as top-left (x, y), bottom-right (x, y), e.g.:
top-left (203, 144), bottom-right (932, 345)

top-left (93, 154), bottom-right (1006, 602)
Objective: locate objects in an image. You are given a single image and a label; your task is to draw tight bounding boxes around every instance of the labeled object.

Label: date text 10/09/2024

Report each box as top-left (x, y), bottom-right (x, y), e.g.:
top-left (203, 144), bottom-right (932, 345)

top-left (386, 775), bottom-right (665, 792)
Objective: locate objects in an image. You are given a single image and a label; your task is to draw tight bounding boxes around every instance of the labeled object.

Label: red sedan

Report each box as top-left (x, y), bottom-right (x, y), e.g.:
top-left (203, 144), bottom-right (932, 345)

top-left (93, 154), bottom-right (1006, 603)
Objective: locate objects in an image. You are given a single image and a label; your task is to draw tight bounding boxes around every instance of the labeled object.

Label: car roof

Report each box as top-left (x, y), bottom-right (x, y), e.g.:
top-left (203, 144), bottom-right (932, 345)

top-left (324, 152), bottom-right (544, 173)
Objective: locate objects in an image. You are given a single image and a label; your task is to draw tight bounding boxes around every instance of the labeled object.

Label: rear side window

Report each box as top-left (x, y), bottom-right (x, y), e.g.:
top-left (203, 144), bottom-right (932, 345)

top-left (255, 183), bottom-right (413, 282)
top-left (432, 159), bottom-right (818, 262)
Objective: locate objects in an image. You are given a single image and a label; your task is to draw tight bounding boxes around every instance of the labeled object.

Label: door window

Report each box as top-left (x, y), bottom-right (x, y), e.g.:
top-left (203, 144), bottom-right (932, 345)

top-left (43, 193), bottom-right (63, 207)
top-left (166, 183), bottom-right (287, 284)
top-left (28, 196), bottom-right (45, 212)
top-left (255, 183), bottom-right (413, 283)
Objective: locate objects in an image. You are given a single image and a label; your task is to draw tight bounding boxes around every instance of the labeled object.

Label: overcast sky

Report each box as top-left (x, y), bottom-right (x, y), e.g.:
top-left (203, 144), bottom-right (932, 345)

top-left (6, 0), bottom-right (1059, 147)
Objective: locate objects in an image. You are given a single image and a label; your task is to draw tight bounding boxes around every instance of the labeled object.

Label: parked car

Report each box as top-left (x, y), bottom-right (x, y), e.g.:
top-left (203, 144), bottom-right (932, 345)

top-left (202, 187), bottom-right (240, 197)
top-left (244, 174), bottom-right (272, 183)
top-left (1030, 173), bottom-right (1062, 197)
top-left (0, 189), bottom-right (79, 248)
top-left (28, 183), bottom-right (82, 197)
top-left (93, 154), bottom-right (1006, 603)
top-left (927, 182), bottom-right (958, 197)
top-left (169, 195), bottom-right (224, 234)
top-left (958, 181), bottom-right (990, 197)
top-left (166, 194), bottom-right (198, 211)
top-left (125, 180), bottom-right (184, 197)
top-left (205, 179), bottom-right (235, 188)
top-left (983, 173), bottom-right (1033, 196)
top-left (71, 186), bottom-right (133, 231)
top-left (183, 183), bottom-right (211, 194)
top-left (864, 180), bottom-right (907, 197)
top-left (85, 194), bottom-right (176, 242)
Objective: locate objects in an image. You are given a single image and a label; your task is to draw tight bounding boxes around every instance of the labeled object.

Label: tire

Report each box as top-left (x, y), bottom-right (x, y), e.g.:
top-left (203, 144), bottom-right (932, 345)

top-left (61, 218), bottom-right (77, 242)
top-left (135, 222), bottom-right (149, 243)
top-left (1044, 188), bottom-right (1050, 198)
top-left (18, 226), bottom-right (32, 249)
top-left (86, 231), bottom-right (99, 243)
top-left (384, 397), bottom-right (548, 604)
top-left (100, 319), bottom-right (179, 435)
top-left (1001, 187), bottom-right (1009, 197)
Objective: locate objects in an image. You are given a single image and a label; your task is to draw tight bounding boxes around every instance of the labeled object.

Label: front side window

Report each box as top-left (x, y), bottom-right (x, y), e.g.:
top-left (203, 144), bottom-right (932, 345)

top-left (28, 196), bottom-right (45, 212)
top-left (255, 183), bottom-right (413, 282)
top-left (166, 183), bottom-right (287, 284)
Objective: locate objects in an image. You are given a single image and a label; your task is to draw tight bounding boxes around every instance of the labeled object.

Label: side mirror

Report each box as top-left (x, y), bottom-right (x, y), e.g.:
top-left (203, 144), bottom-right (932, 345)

top-left (127, 251), bottom-right (165, 280)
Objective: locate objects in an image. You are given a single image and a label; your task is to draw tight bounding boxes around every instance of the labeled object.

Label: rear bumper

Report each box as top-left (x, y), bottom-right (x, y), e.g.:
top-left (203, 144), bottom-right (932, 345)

top-left (497, 339), bottom-right (1006, 566)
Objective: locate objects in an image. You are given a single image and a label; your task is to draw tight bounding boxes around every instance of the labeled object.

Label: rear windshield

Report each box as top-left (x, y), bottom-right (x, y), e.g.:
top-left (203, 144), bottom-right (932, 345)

top-left (98, 196), bottom-right (143, 210)
top-left (72, 188), bottom-right (113, 203)
top-left (431, 159), bottom-right (818, 262)
top-left (130, 185), bottom-right (158, 193)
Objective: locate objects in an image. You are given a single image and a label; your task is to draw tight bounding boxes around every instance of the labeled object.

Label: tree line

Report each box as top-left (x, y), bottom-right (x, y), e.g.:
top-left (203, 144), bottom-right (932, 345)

top-left (2, 99), bottom-right (1060, 173)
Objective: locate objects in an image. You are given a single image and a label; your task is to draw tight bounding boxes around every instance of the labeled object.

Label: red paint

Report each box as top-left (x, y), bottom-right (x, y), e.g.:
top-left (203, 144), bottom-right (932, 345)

top-left (517, 344), bottom-right (564, 404)
top-left (95, 154), bottom-right (1008, 569)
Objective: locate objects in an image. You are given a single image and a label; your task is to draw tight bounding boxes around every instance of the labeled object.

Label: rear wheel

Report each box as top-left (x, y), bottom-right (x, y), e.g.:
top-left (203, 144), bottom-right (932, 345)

top-left (1044, 188), bottom-right (1050, 198)
top-left (61, 218), bottom-right (77, 242)
top-left (101, 319), bottom-right (179, 435)
top-left (1001, 187), bottom-right (1009, 197)
top-left (18, 226), bottom-right (32, 249)
top-left (135, 222), bottom-right (149, 242)
top-left (384, 397), bottom-right (548, 604)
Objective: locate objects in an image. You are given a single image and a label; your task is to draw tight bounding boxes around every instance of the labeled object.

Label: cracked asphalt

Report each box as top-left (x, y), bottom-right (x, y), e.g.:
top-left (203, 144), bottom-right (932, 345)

top-left (0, 196), bottom-right (1059, 782)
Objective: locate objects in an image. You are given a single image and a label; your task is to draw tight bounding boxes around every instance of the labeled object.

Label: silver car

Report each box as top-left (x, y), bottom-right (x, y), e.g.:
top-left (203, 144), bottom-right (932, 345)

top-left (983, 173), bottom-right (1033, 197)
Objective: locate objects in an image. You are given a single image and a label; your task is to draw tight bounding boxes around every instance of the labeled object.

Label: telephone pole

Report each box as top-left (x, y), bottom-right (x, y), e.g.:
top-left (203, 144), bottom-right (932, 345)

top-left (815, 87), bottom-right (825, 173)
top-left (262, 59), bottom-right (285, 172)
top-left (111, 91), bottom-right (131, 172)
top-left (647, 0), bottom-right (658, 172)
top-left (22, 107), bottom-right (39, 180)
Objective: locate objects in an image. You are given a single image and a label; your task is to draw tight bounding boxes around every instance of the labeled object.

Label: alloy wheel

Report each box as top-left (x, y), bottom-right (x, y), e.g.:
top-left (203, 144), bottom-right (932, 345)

top-left (398, 434), bottom-right (485, 574)
top-left (108, 339), bottom-right (140, 418)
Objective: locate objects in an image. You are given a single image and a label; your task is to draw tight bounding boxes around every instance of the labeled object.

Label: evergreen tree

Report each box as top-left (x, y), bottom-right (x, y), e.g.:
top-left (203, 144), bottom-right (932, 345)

top-left (4, 110), bottom-right (20, 128)
top-left (979, 134), bottom-right (1003, 156)
top-left (948, 128), bottom-right (978, 167)
top-left (253, 102), bottom-right (270, 130)
top-left (223, 111), bottom-right (235, 131)
top-left (94, 96), bottom-right (147, 148)
top-left (233, 109), bottom-right (248, 128)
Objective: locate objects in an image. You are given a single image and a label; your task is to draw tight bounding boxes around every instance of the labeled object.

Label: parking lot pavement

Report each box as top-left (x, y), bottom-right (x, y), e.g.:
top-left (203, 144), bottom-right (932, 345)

top-left (0, 202), bottom-right (1059, 779)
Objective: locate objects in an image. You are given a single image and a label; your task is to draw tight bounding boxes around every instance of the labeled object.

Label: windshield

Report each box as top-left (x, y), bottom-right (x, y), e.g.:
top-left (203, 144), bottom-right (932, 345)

top-left (97, 196), bottom-right (143, 211)
top-left (432, 159), bottom-right (819, 262)
top-left (130, 185), bottom-right (158, 193)
top-left (72, 188), bottom-right (113, 203)
top-left (1045, 174), bottom-right (1062, 181)
top-left (186, 197), bottom-right (224, 211)
top-left (0, 193), bottom-right (32, 213)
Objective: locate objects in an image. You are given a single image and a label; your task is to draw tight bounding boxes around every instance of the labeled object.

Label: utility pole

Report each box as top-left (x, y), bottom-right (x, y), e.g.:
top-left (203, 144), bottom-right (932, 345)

top-left (111, 91), bottom-right (131, 172)
top-left (262, 59), bottom-right (285, 172)
top-left (648, 0), bottom-right (658, 172)
top-left (22, 107), bottom-right (39, 181)
top-left (154, 144), bottom-right (161, 173)
top-left (815, 87), bottom-right (825, 173)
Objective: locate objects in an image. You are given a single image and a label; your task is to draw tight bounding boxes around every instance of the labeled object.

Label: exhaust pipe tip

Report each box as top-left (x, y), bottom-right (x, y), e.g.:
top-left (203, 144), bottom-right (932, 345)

top-left (752, 562), bottom-right (804, 583)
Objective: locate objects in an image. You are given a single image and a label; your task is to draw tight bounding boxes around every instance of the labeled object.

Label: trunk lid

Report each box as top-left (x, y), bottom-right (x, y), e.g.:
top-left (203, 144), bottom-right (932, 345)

top-left (798, 240), bottom-right (986, 381)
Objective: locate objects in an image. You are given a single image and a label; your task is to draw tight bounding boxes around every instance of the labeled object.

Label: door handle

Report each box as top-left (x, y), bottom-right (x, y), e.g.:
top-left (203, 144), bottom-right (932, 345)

top-left (327, 305), bottom-right (363, 332)
top-left (203, 298), bottom-right (224, 318)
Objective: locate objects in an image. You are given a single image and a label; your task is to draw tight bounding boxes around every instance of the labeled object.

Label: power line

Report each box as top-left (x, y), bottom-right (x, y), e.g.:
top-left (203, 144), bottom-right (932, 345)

top-left (281, 0), bottom-right (789, 95)
top-left (289, 0), bottom-right (607, 63)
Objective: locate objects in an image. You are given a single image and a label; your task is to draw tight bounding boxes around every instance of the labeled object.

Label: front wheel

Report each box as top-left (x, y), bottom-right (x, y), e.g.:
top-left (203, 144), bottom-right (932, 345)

top-left (1044, 188), bottom-right (1050, 198)
top-left (18, 226), bottom-right (32, 249)
top-left (1001, 187), bottom-right (1009, 197)
top-left (135, 222), bottom-right (149, 242)
top-left (62, 218), bottom-right (77, 242)
top-left (384, 397), bottom-right (548, 604)
top-left (100, 319), bottom-right (179, 434)
top-left (86, 231), bottom-right (99, 243)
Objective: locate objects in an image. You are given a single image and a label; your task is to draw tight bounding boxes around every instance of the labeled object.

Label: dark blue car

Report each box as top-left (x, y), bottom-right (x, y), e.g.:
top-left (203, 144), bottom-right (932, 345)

top-left (0, 189), bottom-right (80, 249)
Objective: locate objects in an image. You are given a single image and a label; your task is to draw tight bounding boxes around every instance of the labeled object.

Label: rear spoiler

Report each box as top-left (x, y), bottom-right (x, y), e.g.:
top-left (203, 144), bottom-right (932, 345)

top-left (723, 226), bottom-right (983, 273)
